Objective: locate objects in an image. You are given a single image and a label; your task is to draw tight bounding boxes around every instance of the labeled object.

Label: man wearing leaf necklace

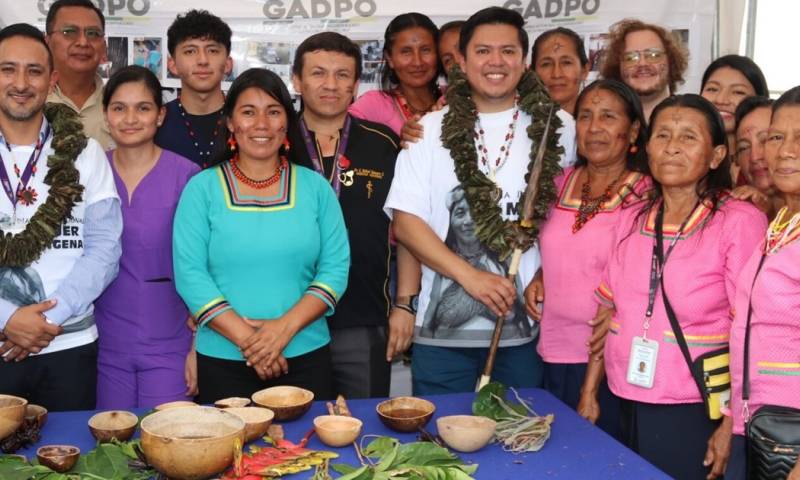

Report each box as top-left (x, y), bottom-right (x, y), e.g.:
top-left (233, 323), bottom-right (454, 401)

top-left (288, 32), bottom-right (409, 399)
top-left (385, 7), bottom-right (568, 394)
top-left (0, 24), bottom-right (122, 411)
top-left (155, 10), bottom-right (232, 168)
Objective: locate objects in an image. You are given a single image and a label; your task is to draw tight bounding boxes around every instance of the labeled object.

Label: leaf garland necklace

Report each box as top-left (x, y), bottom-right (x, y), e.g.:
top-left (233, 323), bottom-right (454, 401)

top-left (441, 66), bottom-right (563, 261)
top-left (0, 103), bottom-right (86, 267)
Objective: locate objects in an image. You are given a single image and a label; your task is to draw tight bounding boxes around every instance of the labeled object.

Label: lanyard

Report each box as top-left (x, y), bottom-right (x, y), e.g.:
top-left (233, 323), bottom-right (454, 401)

top-left (299, 115), bottom-right (352, 197)
top-left (643, 199), bottom-right (700, 338)
top-left (0, 125), bottom-right (51, 210)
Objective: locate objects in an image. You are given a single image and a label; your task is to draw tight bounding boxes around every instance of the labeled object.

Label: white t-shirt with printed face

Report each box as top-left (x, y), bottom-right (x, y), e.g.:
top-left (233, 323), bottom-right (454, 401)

top-left (385, 106), bottom-right (572, 348)
top-left (0, 136), bottom-right (117, 354)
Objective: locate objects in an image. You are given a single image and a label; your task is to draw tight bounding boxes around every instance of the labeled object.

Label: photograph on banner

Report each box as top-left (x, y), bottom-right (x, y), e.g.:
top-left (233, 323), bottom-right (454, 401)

top-left (355, 40), bottom-right (384, 85)
top-left (133, 37), bottom-right (164, 79)
top-left (101, 36), bottom-right (129, 79)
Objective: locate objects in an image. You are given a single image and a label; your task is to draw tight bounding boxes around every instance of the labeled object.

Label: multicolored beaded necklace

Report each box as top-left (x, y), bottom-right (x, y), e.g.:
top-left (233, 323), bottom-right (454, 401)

top-left (572, 170), bottom-right (624, 233)
top-left (177, 101), bottom-right (224, 164)
top-left (474, 100), bottom-right (520, 182)
top-left (393, 88), bottom-right (436, 120)
top-left (765, 206), bottom-right (800, 255)
top-left (230, 155), bottom-right (286, 189)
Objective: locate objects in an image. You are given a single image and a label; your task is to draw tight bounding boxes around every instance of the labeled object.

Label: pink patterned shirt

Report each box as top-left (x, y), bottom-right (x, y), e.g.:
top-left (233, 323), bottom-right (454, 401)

top-left (729, 236), bottom-right (800, 435)
top-left (538, 167), bottom-right (650, 363)
top-left (596, 197), bottom-right (766, 404)
top-left (349, 90), bottom-right (407, 136)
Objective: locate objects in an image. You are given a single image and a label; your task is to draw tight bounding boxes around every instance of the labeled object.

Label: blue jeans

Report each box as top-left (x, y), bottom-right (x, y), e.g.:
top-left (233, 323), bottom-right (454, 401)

top-left (411, 341), bottom-right (543, 395)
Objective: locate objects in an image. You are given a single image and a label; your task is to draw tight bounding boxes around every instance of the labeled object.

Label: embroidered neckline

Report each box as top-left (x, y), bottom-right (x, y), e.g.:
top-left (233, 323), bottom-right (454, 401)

top-left (217, 161), bottom-right (295, 210)
top-left (557, 168), bottom-right (643, 213)
top-left (640, 196), bottom-right (725, 240)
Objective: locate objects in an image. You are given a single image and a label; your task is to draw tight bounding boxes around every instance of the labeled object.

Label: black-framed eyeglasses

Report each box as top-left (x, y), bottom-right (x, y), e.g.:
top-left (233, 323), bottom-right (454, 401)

top-left (622, 48), bottom-right (666, 66)
top-left (52, 26), bottom-right (104, 41)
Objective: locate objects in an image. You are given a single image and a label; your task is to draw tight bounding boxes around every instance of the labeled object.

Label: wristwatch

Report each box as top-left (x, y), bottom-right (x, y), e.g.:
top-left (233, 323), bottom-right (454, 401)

top-left (393, 294), bottom-right (419, 315)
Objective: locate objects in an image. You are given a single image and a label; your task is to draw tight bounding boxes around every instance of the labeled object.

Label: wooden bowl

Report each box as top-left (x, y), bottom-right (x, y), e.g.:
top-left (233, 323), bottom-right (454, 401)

top-left (36, 445), bottom-right (80, 473)
top-left (25, 404), bottom-right (48, 429)
top-left (376, 397), bottom-right (435, 433)
top-left (88, 410), bottom-right (138, 443)
top-left (436, 415), bottom-right (496, 452)
top-left (154, 400), bottom-right (198, 411)
top-left (140, 407), bottom-right (245, 480)
top-left (0, 394), bottom-right (27, 440)
top-left (251, 386), bottom-right (314, 421)
top-left (225, 407), bottom-right (274, 443)
top-left (313, 415), bottom-right (362, 447)
top-left (214, 397), bottom-right (251, 409)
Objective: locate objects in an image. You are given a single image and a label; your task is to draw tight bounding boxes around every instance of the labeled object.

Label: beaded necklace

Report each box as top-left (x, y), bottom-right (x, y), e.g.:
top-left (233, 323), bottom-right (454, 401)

top-left (473, 100), bottom-right (520, 183)
top-left (572, 170), bottom-right (625, 233)
top-left (177, 101), bottom-right (224, 164)
top-left (230, 155), bottom-right (286, 190)
top-left (765, 206), bottom-right (800, 255)
top-left (393, 88), bottom-right (435, 119)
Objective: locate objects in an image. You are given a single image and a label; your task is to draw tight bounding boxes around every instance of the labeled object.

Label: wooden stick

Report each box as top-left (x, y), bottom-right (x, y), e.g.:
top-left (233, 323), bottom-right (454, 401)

top-left (477, 106), bottom-right (556, 392)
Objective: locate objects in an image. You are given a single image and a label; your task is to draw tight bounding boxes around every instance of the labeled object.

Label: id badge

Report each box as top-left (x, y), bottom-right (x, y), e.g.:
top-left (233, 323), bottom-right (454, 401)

top-left (626, 336), bottom-right (659, 389)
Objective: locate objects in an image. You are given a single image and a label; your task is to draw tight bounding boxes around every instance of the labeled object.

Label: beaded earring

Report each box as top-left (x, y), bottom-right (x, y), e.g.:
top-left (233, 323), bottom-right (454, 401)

top-left (227, 134), bottom-right (237, 152)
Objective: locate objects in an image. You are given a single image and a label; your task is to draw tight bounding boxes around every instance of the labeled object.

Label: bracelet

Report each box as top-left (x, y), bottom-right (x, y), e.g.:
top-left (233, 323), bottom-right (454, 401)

top-left (392, 304), bottom-right (415, 315)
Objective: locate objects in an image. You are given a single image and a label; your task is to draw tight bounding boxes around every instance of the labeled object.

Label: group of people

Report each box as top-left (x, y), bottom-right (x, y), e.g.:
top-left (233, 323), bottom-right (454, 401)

top-left (0, 0), bottom-right (798, 478)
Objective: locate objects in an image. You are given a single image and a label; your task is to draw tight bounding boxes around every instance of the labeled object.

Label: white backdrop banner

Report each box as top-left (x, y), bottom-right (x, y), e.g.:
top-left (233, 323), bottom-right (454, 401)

top-left (2, 0), bottom-right (714, 92)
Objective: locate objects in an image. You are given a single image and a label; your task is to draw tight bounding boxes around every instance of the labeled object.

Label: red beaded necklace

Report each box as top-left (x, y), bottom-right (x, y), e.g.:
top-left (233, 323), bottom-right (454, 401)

top-left (230, 155), bottom-right (286, 189)
top-left (572, 170), bottom-right (625, 233)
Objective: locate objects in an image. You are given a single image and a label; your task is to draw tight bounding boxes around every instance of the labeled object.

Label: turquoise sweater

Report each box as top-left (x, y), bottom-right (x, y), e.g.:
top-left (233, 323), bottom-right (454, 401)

top-left (173, 162), bottom-right (350, 361)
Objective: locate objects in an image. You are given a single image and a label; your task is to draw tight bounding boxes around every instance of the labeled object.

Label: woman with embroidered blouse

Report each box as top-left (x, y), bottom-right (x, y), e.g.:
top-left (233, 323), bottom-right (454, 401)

top-left (173, 68), bottom-right (350, 402)
top-left (578, 94), bottom-right (765, 479)
top-left (523, 79), bottom-right (650, 439)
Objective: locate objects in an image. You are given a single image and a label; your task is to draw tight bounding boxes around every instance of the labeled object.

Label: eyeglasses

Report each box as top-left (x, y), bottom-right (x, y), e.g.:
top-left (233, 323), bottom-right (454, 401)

top-left (622, 48), bottom-right (666, 66)
top-left (51, 26), bottom-right (105, 42)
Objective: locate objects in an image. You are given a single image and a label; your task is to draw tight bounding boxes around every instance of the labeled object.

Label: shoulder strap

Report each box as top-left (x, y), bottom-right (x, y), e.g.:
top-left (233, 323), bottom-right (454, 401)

top-left (742, 253), bottom-right (769, 402)
top-left (655, 209), bottom-right (705, 396)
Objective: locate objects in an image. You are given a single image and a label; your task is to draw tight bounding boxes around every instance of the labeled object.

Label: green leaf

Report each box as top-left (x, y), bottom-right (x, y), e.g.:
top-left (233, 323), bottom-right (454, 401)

top-left (472, 382), bottom-right (527, 420)
top-left (69, 441), bottom-right (154, 480)
top-left (332, 463), bottom-right (359, 474)
top-left (334, 464), bottom-right (370, 480)
top-left (374, 442), bottom-right (398, 473)
top-left (362, 437), bottom-right (398, 459)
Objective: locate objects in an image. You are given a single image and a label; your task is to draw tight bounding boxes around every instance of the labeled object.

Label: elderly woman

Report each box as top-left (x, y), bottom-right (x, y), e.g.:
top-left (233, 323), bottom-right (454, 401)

top-left (726, 86), bottom-right (800, 480)
top-left (731, 96), bottom-right (782, 217)
top-left (579, 94), bottom-right (766, 479)
top-left (173, 68), bottom-right (350, 402)
top-left (524, 79), bottom-right (650, 438)
top-left (95, 66), bottom-right (199, 409)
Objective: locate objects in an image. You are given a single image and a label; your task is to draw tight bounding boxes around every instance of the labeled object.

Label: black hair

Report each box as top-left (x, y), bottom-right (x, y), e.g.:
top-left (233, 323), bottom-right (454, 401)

top-left (573, 79), bottom-right (649, 174)
top-left (167, 9), bottom-right (232, 56)
top-left (379, 12), bottom-right (441, 96)
top-left (439, 20), bottom-right (465, 36)
top-left (772, 85), bottom-right (800, 117)
top-left (459, 7), bottom-right (529, 59)
top-left (734, 95), bottom-right (773, 130)
top-left (646, 94), bottom-right (732, 215)
top-left (102, 65), bottom-right (163, 110)
top-left (531, 27), bottom-right (587, 67)
top-left (292, 32), bottom-right (362, 80)
top-left (45, 0), bottom-right (105, 34)
top-left (0, 23), bottom-right (53, 71)
top-left (701, 54), bottom-right (769, 97)
top-left (211, 68), bottom-right (297, 166)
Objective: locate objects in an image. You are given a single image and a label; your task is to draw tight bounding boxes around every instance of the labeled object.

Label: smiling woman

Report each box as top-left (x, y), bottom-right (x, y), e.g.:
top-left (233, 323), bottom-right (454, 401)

top-left (94, 65), bottom-right (200, 409)
top-left (173, 68), bottom-right (350, 403)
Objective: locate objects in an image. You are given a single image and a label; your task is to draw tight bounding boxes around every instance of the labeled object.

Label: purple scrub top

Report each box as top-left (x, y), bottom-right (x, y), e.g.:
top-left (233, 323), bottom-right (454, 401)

top-left (94, 149), bottom-right (200, 354)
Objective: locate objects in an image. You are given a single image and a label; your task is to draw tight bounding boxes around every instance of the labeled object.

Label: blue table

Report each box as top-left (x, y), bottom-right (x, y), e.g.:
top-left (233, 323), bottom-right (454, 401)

top-left (18, 389), bottom-right (668, 479)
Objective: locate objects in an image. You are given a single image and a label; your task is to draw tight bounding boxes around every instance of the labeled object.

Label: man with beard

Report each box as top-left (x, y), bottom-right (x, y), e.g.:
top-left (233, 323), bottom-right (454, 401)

top-left (599, 19), bottom-right (688, 120)
top-left (386, 7), bottom-right (569, 394)
top-left (45, 0), bottom-right (113, 149)
top-left (0, 24), bottom-right (121, 411)
top-left (155, 10), bottom-right (233, 168)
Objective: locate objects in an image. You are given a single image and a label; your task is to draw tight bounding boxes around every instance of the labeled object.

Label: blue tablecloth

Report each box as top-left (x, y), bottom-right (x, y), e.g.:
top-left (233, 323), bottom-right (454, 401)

top-left (17, 389), bottom-right (669, 479)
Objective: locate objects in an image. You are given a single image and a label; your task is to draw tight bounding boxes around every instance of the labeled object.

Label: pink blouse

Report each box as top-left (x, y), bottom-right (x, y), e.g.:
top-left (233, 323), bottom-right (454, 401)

top-left (538, 167), bottom-right (650, 363)
top-left (349, 90), bottom-right (406, 136)
top-left (597, 197), bottom-right (766, 404)
top-left (729, 236), bottom-right (800, 435)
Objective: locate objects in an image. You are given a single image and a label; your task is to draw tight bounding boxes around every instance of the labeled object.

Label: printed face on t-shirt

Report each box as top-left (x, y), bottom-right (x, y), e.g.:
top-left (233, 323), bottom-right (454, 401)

top-left (168, 37), bottom-right (232, 95)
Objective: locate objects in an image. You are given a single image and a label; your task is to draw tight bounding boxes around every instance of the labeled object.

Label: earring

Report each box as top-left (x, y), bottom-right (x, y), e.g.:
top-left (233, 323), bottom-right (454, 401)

top-left (282, 137), bottom-right (291, 152)
top-left (629, 144), bottom-right (638, 154)
top-left (227, 133), bottom-right (237, 152)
